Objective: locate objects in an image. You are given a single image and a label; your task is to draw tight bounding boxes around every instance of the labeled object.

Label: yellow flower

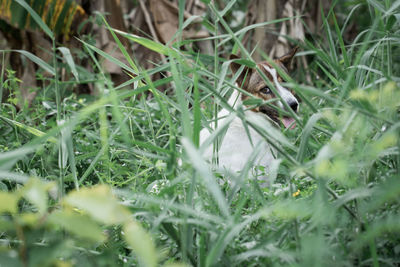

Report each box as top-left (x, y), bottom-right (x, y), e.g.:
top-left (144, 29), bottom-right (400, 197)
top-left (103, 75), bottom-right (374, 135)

top-left (292, 190), bottom-right (300, 197)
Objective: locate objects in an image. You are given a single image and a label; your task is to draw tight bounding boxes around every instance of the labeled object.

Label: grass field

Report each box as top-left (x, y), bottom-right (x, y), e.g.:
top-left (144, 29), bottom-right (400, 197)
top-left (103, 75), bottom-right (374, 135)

top-left (0, 0), bottom-right (399, 266)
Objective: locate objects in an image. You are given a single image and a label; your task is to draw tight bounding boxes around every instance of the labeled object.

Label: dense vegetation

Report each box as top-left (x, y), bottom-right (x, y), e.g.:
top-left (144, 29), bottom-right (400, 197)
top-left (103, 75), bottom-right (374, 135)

top-left (0, 0), bottom-right (399, 266)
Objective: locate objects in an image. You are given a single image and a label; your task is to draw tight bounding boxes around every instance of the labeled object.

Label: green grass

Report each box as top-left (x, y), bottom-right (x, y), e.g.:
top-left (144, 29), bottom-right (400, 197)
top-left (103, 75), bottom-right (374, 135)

top-left (0, 0), bottom-right (400, 266)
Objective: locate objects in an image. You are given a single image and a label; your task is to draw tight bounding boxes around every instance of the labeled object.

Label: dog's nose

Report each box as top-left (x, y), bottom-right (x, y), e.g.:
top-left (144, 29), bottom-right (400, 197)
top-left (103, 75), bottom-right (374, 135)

top-left (289, 101), bottom-right (298, 112)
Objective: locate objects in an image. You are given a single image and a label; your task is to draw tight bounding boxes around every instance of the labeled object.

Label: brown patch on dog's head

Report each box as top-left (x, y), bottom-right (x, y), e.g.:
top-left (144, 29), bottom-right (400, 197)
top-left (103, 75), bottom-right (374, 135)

top-left (229, 54), bottom-right (251, 89)
top-left (229, 46), bottom-right (299, 127)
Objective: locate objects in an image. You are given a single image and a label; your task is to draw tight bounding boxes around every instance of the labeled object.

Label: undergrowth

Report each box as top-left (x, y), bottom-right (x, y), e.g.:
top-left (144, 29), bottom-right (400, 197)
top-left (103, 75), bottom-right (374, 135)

top-left (0, 0), bottom-right (400, 266)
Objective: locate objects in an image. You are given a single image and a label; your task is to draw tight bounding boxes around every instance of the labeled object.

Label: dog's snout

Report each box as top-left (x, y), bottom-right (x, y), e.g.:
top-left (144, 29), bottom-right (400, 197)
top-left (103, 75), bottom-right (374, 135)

top-left (289, 101), bottom-right (298, 112)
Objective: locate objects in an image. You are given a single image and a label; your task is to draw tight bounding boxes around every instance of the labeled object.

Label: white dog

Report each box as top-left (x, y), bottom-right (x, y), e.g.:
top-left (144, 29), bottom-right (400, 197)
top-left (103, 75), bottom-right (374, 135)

top-left (200, 48), bottom-right (299, 178)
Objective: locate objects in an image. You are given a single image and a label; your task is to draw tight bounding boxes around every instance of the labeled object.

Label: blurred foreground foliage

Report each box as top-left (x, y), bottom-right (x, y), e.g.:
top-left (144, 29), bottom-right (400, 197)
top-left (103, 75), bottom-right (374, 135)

top-left (0, 179), bottom-right (158, 266)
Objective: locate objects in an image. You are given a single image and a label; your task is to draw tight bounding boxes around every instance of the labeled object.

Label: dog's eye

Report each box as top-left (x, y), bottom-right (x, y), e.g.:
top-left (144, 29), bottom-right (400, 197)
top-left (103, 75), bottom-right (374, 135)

top-left (260, 86), bottom-right (271, 95)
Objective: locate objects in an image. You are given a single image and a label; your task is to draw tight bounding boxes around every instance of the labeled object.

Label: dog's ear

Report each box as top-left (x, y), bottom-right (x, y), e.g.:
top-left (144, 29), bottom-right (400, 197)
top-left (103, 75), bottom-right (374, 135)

top-left (276, 46), bottom-right (299, 70)
top-left (229, 54), bottom-right (251, 87)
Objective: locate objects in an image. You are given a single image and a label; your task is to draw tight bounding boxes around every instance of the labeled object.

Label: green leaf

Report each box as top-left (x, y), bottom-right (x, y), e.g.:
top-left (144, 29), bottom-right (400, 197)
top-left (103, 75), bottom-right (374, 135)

top-left (13, 50), bottom-right (55, 75)
top-left (80, 39), bottom-right (137, 75)
top-left (48, 210), bottom-right (106, 242)
top-left (169, 55), bottom-right (192, 139)
top-left (0, 147), bottom-right (38, 171)
top-left (242, 98), bottom-right (263, 106)
top-left (192, 72), bottom-right (201, 147)
top-left (58, 47), bottom-right (79, 81)
top-left (386, 15), bottom-right (396, 31)
top-left (231, 59), bottom-right (256, 68)
top-left (0, 251), bottom-right (23, 267)
top-left (297, 113), bottom-right (323, 163)
top-left (262, 199), bottom-right (313, 220)
top-left (101, 15), bottom-right (140, 74)
top-left (13, 0), bottom-right (54, 39)
top-left (182, 138), bottom-right (230, 218)
top-left (113, 29), bottom-right (179, 57)
top-left (0, 115), bottom-right (58, 143)
top-left (22, 178), bottom-right (54, 214)
top-left (0, 191), bottom-right (18, 213)
top-left (64, 185), bottom-right (130, 224)
top-left (123, 221), bottom-right (158, 267)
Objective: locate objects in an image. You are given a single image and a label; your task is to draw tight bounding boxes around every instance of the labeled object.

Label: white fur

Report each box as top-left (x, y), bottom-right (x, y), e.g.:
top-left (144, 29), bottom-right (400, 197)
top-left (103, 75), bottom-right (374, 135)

top-left (199, 65), bottom-right (298, 180)
top-left (199, 90), bottom-right (275, 177)
top-left (262, 65), bottom-right (298, 110)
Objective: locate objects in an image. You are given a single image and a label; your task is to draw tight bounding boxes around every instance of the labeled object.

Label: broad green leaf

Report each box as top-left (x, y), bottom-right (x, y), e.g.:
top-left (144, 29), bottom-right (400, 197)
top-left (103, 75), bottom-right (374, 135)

top-left (0, 250), bottom-right (23, 267)
top-left (22, 178), bottom-right (54, 214)
top-left (19, 213), bottom-right (40, 226)
top-left (58, 47), bottom-right (79, 81)
top-left (334, 187), bottom-right (372, 208)
top-left (13, 50), bottom-right (55, 75)
top-left (48, 210), bottom-right (106, 242)
top-left (363, 176), bottom-right (400, 212)
top-left (355, 215), bottom-right (400, 249)
top-left (262, 199), bottom-right (313, 220)
top-left (0, 220), bottom-right (14, 231)
top-left (123, 221), bottom-right (158, 267)
top-left (0, 146), bottom-right (38, 171)
top-left (0, 191), bottom-right (18, 213)
top-left (64, 185), bottom-right (130, 224)
top-left (2, 0), bottom-right (85, 38)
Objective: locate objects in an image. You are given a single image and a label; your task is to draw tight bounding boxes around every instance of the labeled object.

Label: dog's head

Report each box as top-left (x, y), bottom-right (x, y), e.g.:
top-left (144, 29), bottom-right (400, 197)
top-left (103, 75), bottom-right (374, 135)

top-left (230, 47), bottom-right (299, 129)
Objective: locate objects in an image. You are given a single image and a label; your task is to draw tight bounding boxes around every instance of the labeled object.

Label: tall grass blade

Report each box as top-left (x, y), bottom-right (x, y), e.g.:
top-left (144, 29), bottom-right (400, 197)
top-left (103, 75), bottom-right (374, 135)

top-left (58, 47), bottom-right (79, 81)
top-left (182, 138), bottom-right (230, 218)
top-left (13, 0), bottom-right (54, 39)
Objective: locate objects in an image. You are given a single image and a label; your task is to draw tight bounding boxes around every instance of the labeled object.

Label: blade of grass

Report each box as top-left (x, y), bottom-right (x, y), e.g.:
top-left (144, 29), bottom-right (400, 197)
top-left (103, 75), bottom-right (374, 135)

top-left (79, 40), bottom-right (137, 75)
top-left (113, 29), bottom-right (179, 57)
top-left (219, 17), bottom-right (298, 47)
top-left (206, 212), bottom-right (263, 266)
top-left (64, 125), bottom-right (79, 190)
top-left (193, 66), bottom-right (201, 147)
top-left (58, 47), bottom-right (79, 81)
top-left (141, 70), bottom-right (178, 177)
top-left (5, 50), bottom-right (55, 75)
top-left (0, 115), bottom-right (58, 143)
top-left (297, 113), bottom-right (323, 163)
top-left (182, 138), bottom-right (231, 219)
top-left (0, 51), bottom-right (4, 105)
top-left (331, 12), bottom-right (349, 68)
top-left (337, 18), bottom-right (379, 106)
top-left (83, 43), bottom-right (132, 147)
top-left (14, 0), bottom-right (54, 39)
top-left (320, 6), bottom-right (338, 76)
top-left (169, 55), bottom-right (192, 139)
top-left (101, 16), bottom-right (142, 76)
